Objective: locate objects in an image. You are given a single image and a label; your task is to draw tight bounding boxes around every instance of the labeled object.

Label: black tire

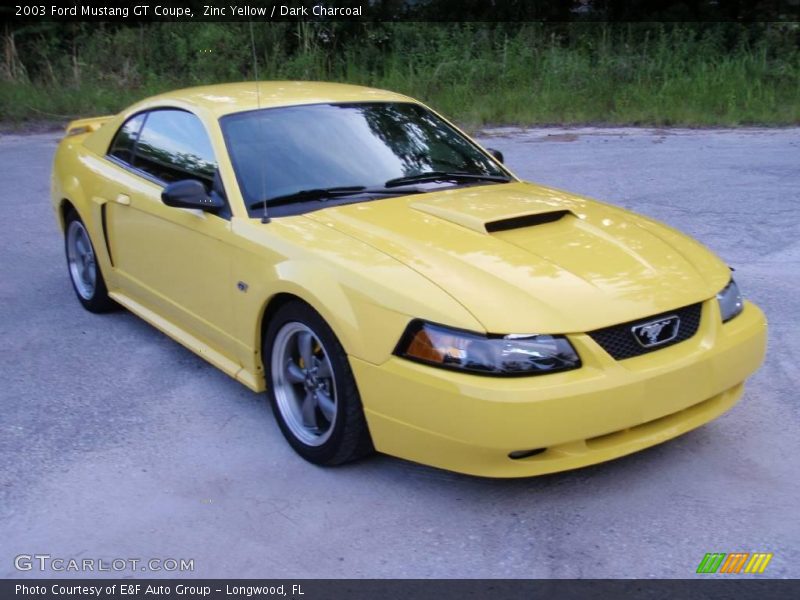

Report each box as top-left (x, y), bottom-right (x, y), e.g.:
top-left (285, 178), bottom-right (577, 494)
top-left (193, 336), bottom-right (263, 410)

top-left (64, 209), bottom-right (116, 313)
top-left (263, 300), bottom-right (374, 466)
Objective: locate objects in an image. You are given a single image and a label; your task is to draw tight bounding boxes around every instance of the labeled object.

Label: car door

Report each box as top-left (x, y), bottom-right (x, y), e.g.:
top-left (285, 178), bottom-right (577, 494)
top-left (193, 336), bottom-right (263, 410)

top-left (100, 108), bottom-right (241, 366)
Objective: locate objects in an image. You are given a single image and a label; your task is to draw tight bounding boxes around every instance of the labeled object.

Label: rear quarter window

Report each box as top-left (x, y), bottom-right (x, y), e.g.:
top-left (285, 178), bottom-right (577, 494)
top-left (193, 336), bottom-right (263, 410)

top-left (108, 113), bottom-right (146, 164)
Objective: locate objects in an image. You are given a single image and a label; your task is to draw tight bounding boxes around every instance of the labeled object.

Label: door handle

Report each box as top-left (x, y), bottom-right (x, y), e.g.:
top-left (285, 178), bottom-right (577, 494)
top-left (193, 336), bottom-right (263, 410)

top-left (114, 193), bottom-right (131, 206)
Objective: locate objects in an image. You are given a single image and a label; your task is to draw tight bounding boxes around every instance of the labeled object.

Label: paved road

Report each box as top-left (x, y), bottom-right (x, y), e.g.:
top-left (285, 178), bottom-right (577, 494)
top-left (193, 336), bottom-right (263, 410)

top-left (1, 127), bottom-right (798, 578)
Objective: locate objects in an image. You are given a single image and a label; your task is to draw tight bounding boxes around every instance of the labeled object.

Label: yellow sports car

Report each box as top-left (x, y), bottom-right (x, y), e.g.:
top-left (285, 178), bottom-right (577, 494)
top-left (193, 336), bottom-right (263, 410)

top-left (51, 82), bottom-right (767, 477)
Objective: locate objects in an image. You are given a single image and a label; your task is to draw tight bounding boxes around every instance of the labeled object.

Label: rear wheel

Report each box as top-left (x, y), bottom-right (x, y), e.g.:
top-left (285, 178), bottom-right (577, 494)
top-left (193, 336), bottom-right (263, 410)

top-left (264, 301), bottom-right (373, 465)
top-left (64, 210), bottom-right (115, 313)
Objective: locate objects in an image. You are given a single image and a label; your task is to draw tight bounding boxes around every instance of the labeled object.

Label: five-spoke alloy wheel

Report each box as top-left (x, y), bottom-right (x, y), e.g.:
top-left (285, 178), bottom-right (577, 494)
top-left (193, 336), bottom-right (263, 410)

top-left (64, 210), bottom-right (115, 313)
top-left (66, 219), bottom-right (97, 300)
top-left (272, 322), bottom-right (338, 446)
top-left (264, 301), bottom-right (373, 465)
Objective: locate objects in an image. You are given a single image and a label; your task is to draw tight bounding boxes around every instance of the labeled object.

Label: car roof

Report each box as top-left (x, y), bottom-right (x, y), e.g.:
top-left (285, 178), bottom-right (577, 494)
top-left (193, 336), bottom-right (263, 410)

top-left (142, 81), bottom-right (415, 117)
top-left (79, 81), bottom-right (424, 158)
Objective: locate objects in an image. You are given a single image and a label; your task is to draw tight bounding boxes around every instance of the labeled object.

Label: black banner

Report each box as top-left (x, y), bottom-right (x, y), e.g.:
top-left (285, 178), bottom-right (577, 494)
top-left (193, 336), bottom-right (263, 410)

top-left (3, 579), bottom-right (800, 600)
top-left (3, 0), bottom-right (800, 23)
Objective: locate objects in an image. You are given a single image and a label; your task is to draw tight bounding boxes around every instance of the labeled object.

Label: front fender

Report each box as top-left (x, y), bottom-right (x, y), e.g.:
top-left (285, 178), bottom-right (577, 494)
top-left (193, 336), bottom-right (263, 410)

top-left (229, 217), bottom-right (482, 388)
top-left (267, 259), bottom-right (414, 363)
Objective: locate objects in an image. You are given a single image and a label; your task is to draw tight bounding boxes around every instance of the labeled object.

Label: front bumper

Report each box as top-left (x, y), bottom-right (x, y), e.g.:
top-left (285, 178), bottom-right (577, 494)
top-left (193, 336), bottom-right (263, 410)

top-left (352, 300), bottom-right (767, 477)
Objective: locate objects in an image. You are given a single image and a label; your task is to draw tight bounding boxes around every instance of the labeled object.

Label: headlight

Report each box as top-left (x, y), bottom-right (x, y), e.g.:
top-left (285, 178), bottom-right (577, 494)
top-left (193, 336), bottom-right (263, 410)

top-left (717, 279), bottom-right (744, 323)
top-left (395, 321), bottom-right (581, 376)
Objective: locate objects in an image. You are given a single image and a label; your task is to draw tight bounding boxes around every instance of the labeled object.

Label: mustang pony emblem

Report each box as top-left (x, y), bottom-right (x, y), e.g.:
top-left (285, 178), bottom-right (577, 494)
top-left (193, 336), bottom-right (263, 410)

top-left (632, 316), bottom-right (681, 348)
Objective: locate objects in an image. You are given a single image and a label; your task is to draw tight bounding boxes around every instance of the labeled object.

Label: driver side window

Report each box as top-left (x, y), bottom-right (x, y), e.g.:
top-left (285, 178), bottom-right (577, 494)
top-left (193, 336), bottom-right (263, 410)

top-left (109, 109), bottom-right (218, 190)
top-left (133, 110), bottom-right (218, 189)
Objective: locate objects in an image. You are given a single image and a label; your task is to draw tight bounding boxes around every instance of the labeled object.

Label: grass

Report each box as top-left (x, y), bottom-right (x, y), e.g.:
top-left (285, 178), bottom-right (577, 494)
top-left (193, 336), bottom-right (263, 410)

top-left (1, 23), bottom-right (798, 127)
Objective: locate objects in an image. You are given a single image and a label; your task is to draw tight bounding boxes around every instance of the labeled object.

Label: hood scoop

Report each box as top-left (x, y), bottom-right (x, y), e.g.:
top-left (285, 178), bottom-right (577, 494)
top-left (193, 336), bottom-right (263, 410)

top-left (485, 210), bottom-right (572, 233)
top-left (410, 198), bottom-right (574, 234)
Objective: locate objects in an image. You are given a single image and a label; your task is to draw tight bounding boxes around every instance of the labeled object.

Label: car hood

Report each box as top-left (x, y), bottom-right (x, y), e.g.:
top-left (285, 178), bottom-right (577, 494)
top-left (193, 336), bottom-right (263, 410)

top-left (304, 181), bottom-right (731, 333)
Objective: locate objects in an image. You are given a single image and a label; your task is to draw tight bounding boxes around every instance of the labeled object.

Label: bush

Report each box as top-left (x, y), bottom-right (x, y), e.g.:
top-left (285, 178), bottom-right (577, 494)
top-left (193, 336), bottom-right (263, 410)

top-left (1, 22), bottom-right (798, 126)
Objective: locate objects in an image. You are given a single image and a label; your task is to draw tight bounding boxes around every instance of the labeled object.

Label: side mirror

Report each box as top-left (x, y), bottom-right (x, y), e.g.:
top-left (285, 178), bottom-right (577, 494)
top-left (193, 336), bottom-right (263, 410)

top-left (487, 148), bottom-right (504, 164)
top-left (161, 180), bottom-right (224, 212)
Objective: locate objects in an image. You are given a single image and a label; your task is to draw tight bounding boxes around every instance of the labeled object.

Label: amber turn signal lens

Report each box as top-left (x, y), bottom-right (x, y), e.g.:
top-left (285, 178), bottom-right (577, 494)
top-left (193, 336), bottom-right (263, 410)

top-left (405, 327), bottom-right (470, 364)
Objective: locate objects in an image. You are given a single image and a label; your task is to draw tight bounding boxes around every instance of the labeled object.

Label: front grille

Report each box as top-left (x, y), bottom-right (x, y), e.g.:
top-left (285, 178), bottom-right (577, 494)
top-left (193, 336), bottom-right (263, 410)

top-left (587, 303), bottom-right (702, 360)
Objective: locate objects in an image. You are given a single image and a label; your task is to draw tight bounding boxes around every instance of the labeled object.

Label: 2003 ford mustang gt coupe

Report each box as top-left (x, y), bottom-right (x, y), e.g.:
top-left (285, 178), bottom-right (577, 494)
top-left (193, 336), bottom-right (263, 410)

top-left (52, 82), bottom-right (767, 477)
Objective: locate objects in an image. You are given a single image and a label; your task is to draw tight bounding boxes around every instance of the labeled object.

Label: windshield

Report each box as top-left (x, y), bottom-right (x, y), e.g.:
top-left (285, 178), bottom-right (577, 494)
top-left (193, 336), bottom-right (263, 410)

top-left (220, 102), bottom-right (510, 217)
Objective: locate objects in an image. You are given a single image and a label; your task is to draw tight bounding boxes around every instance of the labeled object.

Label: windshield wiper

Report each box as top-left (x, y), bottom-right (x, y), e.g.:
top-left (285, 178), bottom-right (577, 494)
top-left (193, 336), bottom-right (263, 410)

top-left (249, 185), bottom-right (425, 210)
top-left (250, 186), bottom-right (364, 209)
top-left (384, 171), bottom-right (512, 188)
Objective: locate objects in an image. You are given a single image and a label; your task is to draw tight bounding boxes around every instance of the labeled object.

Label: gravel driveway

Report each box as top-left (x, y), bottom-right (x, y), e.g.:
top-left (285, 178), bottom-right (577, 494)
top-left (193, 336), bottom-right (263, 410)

top-left (1, 127), bottom-right (797, 578)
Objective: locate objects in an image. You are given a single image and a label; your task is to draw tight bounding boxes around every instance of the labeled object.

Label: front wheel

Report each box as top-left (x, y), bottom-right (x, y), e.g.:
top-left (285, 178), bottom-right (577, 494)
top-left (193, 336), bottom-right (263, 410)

top-left (264, 301), bottom-right (373, 466)
top-left (64, 210), bottom-right (115, 313)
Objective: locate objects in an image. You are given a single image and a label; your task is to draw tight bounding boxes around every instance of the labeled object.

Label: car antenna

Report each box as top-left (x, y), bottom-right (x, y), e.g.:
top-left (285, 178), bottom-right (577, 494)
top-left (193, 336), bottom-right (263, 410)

top-left (250, 21), bottom-right (270, 224)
